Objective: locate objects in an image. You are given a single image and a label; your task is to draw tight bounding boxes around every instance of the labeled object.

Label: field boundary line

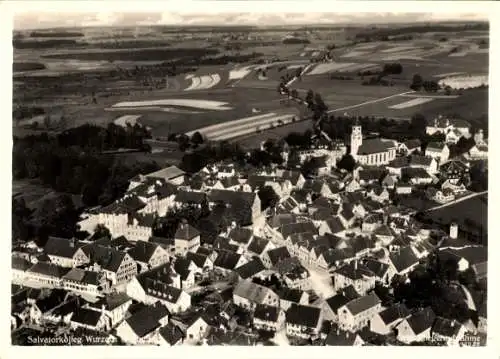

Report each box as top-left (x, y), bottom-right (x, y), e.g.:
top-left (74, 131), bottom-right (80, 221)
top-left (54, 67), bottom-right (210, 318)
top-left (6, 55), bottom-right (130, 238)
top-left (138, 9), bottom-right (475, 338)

top-left (327, 90), bottom-right (415, 113)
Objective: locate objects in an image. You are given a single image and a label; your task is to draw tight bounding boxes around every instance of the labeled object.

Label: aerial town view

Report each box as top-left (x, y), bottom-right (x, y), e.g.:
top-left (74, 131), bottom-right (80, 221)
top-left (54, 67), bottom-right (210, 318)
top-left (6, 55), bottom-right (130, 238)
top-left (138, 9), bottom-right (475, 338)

top-left (11, 10), bottom-right (488, 347)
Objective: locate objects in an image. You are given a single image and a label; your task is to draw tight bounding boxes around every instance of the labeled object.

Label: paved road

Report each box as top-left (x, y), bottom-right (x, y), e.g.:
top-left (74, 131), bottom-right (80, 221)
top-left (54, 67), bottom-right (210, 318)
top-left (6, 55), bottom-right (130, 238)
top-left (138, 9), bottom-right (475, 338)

top-left (424, 190), bottom-right (488, 213)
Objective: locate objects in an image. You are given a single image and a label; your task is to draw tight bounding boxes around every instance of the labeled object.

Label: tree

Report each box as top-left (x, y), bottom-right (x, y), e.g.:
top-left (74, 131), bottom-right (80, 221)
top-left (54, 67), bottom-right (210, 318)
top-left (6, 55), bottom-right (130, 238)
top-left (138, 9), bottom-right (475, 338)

top-left (410, 74), bottom-right (424, 91)
top-left (314, 93), bottom-right (328, 114)
top-left (336, 154), bottom-right (356, 172)
top-left (258, 186), bottom-right (279, 211)
top-left (305, 89), bottom-right (315, 108)
top-left (191, 131), bottom-right (204, 146)
top-left (290, 89), bottom-right (299, 99)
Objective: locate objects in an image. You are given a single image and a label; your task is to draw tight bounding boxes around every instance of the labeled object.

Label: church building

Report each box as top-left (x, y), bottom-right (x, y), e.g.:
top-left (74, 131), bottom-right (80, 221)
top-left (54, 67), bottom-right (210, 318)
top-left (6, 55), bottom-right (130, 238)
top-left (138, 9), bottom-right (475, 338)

top-left (350, 124), bottom-right (397, 166)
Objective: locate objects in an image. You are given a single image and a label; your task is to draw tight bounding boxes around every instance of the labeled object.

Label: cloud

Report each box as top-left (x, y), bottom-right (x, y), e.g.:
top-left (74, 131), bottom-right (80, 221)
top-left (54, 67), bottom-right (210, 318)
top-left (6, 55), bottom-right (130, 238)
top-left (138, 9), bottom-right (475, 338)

top-left (13, 11), bottom-right (488, 30)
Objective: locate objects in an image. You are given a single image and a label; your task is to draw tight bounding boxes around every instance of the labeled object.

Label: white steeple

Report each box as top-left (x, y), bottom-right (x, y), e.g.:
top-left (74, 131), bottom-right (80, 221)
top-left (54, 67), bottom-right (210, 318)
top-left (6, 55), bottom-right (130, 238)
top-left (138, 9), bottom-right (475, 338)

top-left (350, 122), bottom-right (363, 158)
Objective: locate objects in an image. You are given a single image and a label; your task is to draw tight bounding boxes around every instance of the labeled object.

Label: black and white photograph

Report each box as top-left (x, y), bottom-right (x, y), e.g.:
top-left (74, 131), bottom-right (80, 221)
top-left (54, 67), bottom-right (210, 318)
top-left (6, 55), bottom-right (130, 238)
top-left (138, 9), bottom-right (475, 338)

top-left (5, 1), bottom-right (495, 351)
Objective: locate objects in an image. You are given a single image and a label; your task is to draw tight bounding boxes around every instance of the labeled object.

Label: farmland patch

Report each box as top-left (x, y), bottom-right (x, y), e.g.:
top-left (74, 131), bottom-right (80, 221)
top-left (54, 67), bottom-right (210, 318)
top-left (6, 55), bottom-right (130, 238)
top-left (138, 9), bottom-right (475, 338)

top-left (111, 99), bottom-right (233, 111)
top-left (388, 97), bottom-right (434, 109)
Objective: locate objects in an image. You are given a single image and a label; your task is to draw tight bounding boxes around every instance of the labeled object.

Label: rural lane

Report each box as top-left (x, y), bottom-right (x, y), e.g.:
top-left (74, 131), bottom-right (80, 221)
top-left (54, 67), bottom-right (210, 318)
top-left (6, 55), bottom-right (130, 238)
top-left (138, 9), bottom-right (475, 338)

top-left (424, 190), bottom-right (488, 213)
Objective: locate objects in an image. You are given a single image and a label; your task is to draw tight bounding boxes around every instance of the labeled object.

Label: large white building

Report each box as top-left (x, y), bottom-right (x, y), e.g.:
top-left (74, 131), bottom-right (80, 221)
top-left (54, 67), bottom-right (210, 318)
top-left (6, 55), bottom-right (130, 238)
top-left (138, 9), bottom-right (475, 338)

top-left (350, 125), bottom-right (397, 166)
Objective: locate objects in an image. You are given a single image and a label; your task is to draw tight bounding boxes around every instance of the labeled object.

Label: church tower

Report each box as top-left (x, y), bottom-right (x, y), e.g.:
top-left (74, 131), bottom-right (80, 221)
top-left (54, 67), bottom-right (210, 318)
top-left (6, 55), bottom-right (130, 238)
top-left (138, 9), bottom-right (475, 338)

top-left (350, 123), bottom-right (363, 158)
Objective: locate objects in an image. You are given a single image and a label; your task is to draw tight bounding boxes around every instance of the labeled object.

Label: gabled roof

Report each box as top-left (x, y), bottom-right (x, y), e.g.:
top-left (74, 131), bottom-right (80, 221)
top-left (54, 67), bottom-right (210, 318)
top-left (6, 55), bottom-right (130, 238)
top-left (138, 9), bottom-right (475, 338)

top-left (357, 138), bottom-right (395, 155)
top-left (410, 155), bottom-right (434, 167)
top-left (159, 322), bottom-right (184, 345)
top-left (363, 259), bottom-right (390, 279)
top-left (378, 303), bottom-right (411, 325)
top-left (280, 221), bottom-right (317, 238)
top-left (174, 190), bottom-right (206, 204)
top-left (88, 292), bottom-right (131, 311)
top-left (254, 304), bottom-right (281, 322)
top-left (389, 246), bottom-right (419, 273)
top-left (175, 223), bottom-right (200, 241)
top-left (186, 252), bottom-right (209, 268)
top-left (402, 167), bottom-right (432, 179)
top-left (325, 289), bottom-right (360, 313)
top-left (12, 256), bottom-right (32, 271)
top-left (145, 166), bottom-right (185, 181)
top-left (125, 303), bottom-right (169, 338)
top-left (71, 308), bottom-right (102, 327)
top-left (266, 246), bottom-right (291, 266)
top-left (344, 293), bottom-right (381, 316)
top-left (63, 268), bottom-right (101, 285)
top-left (324, 216), bottom-right (346, 234)
top-left (334, 261), bottom-right (375, 281)
top-left (214, 250), bottom-right (242, 270)
top-left (27, 262), bottom-right (71, 278)
top-left (388, 157), bottom-right (410, 169)
top-left (405, 307), bottom-right (436, 335)
top-left (34, 289), bottom-right (68, 313)
top-left (247, 237), bottom-right (271, 255)
top-left (233, 280), bottom-right (275, 304)
top-left (228, 228), bottom-right (253, 244)
top-left (404, 139), bottom-right (421, 150)
top-left (325, 326), bottom-right (363, 346)
top-left (128, 241), bottom-right (160, 263)
top-left (358, 168), bottom-right (386, 182)
top-left (173, 258), bottom-right (193, 280)
top-left (143, 278), bottom-right (184, 304)
top-left (82, 244), bottom-right (127, 273)
top-left (213, 237), bottom-right (239, 253)
top-left (278, 287), bottom-right (306, 303)
top-left (426, 141), bottom-right (447, 152)
top-left (44, 237), bottom-right (84, 258)
top-left (235, 258), bottom-right (266, 279)
top-left (286, 304), bottom-right (321, 328)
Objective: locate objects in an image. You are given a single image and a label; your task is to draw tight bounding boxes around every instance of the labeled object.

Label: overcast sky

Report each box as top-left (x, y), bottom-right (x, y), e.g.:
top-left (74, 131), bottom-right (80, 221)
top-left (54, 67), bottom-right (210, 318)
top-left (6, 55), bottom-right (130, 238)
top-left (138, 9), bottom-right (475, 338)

top-left (10, 0), bottom-right (489, 31)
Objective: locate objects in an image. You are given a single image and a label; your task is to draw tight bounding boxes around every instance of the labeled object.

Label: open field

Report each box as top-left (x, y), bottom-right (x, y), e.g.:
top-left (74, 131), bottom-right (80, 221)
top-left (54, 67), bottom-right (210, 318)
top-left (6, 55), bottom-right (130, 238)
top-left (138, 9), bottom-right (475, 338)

top-left (328, 87), bottom-right (488, 121)
top-left (424, 192), bottom-right (487, 244)
top-left (232, 119), bottom-right (313, 149)
top-left (12, 25), bottom-right (489, 145)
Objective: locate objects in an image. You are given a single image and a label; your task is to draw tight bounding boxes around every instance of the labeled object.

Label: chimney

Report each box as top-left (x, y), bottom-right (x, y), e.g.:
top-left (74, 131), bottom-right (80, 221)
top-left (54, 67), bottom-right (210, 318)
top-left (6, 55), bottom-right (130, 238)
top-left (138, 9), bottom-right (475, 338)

top-left (449, 223), bottom-right (458, 240)
top-left (354, 260), bottom-right (358, 271)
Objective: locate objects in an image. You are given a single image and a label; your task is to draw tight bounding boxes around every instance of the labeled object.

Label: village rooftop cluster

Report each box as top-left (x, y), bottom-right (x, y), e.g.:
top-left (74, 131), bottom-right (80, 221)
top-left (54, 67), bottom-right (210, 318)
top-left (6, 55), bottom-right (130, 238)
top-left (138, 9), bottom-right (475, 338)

top-left (11, 116), bottom-right (487, 346)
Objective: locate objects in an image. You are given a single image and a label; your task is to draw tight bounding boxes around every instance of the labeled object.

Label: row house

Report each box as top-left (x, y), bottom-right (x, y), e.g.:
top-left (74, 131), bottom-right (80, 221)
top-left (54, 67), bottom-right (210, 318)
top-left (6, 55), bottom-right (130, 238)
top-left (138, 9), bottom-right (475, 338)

top-left (369, 302), bottom-right (411, 335)
top-left (233, 280), bottom-right (280, 310)
top-left (425, 142), bottom-right (450, 163)
top-left (285, 304), bottom-right (323, 339)
top-left (83, 244), bottom-right (137, 287)
top-left (332, 261), bottom-right (377, 295)
top-left (278, 287), bottom-right (309, 311)
top-left (62, 268), bottom-right (109, 296)
top-left (337, 292), bottom-right (382, 332)
top-left (396, 307), bottom-right (436, 344)
top-left (115, 302), bottom-right (170, 345)
top-left (128, 240), bottom-right (170, 273)
top-left (253, 304), bottom-right (286, 332)
top-left (174, 222), bottom-right (201, 257)
top-left (43, 237), bottom-right (90, 268)
top-left (141, 278), bottom-right (191, 313)
top-left (409, 155), bottom-right (439, 175)
top-left (85, 292), bottom-right (133, 328)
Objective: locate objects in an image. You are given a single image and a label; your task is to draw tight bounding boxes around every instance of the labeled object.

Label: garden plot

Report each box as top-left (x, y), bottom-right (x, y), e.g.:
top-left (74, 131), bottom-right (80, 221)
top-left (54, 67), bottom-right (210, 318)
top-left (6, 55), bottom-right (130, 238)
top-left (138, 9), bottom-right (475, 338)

top-left (111, 99), bottom-right (232, 111)
top-left (228, 65), bottom-right (253, 80)
top-left (438, 74), bottom-right (488, 89)
top-left (210, 113), bottom-right (296, 141)
top-left (388, 97), bottom-right (434, 109)
top-left (184, 74), bottom-right (221, 91)
top-left (307, 62), bottom-right (375, 75)
top-left (432, 72), bottom-right (466, 78)
top-left (340, 50), bottom-right (368, 58)
top-left (113, 114), bottom-right (142, 127)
